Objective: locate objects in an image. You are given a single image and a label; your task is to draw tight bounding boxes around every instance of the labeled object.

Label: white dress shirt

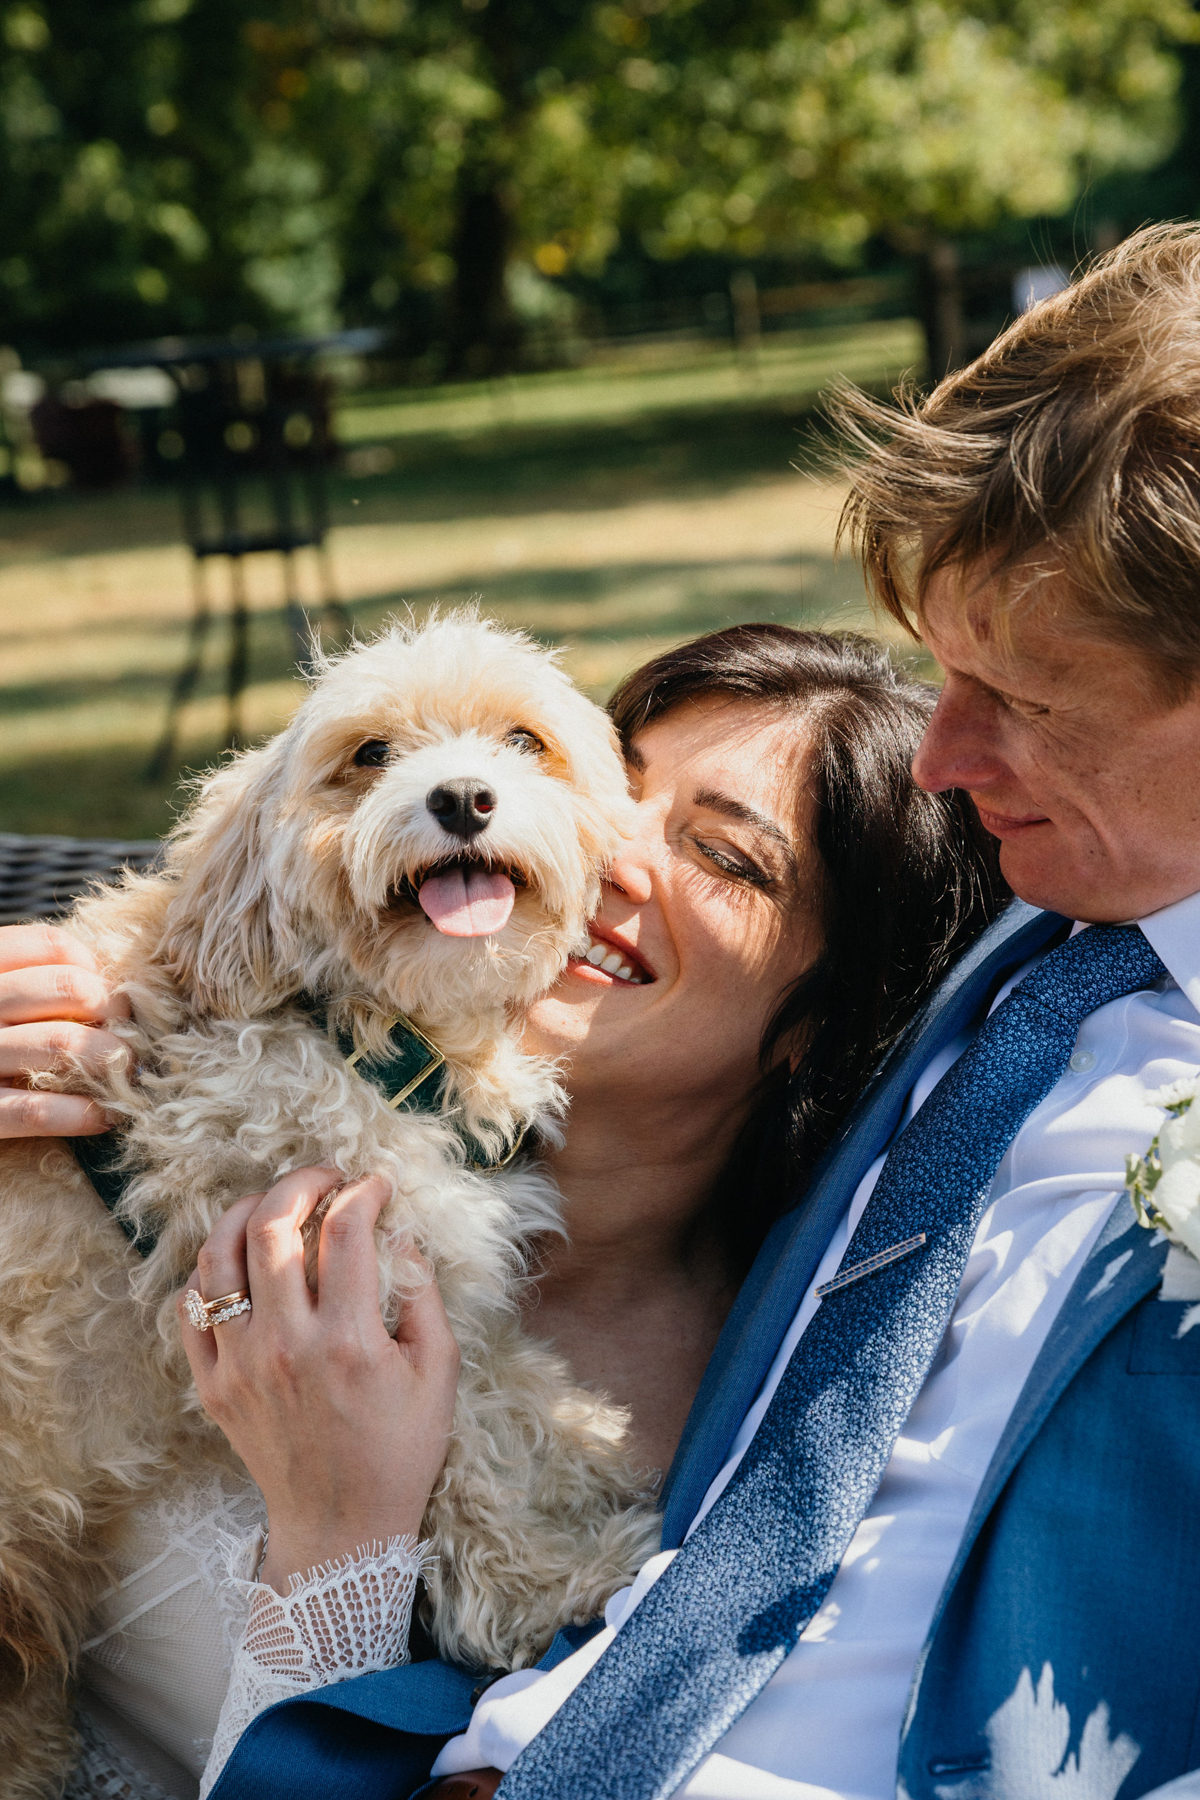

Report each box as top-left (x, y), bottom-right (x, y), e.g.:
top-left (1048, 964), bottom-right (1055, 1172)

top-left (435, 889), bottom-right (1200, 1798)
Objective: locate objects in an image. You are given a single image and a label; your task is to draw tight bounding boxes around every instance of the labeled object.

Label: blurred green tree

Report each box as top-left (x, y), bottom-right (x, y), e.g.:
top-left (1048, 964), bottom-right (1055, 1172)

top-left (587, 0), bottom-right (1199, 370)
top-left (0, 0), bottom-right (284, 348)
top-left (0, 0), bottom-right (1194, 370)
top-left (210, 0), bottom-right (1200, 372)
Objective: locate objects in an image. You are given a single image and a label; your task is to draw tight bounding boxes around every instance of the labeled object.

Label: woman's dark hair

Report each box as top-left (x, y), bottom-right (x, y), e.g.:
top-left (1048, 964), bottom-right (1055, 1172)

top-left (608, 623), bottom-right (1007, 1275)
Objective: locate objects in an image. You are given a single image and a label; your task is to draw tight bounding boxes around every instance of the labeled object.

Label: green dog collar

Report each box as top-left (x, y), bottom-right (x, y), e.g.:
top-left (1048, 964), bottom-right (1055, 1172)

top-left (73, 1003), bottom-right (526, 1258)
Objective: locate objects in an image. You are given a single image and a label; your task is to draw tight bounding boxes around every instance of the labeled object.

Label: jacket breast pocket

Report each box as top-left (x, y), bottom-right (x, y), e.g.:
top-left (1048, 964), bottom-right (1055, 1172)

top-left (1128, 1290), bottom-right (1200, 1373)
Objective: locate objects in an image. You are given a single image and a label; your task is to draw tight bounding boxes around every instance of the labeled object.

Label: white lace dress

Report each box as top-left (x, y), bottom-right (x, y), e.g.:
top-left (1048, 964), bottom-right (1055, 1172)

top-left (66, 1467), bottom-right (429, 1800)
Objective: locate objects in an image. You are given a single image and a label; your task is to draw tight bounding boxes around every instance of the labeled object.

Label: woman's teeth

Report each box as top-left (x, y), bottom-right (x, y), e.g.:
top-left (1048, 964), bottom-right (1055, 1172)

top-left (583, 936), bottom-right (645, 984)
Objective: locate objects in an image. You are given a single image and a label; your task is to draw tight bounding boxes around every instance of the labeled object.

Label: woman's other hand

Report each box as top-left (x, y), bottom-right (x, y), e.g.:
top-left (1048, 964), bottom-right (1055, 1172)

top-left (0, 924), bottom-right (131, 1137)
top-left (180, 1168), bottom-right (460, 1593)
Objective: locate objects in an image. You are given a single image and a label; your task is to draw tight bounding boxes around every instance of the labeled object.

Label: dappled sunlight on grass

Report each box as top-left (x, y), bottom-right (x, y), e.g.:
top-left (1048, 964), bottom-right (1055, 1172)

top-left (0, 320), bottom-right (930, 840)
top-left (338, 322), bottom-right (922, 447)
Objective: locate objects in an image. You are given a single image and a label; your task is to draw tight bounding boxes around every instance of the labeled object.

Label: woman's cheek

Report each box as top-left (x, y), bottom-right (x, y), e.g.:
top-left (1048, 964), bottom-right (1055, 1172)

top-left (699, 893), bottom-right (780, 979)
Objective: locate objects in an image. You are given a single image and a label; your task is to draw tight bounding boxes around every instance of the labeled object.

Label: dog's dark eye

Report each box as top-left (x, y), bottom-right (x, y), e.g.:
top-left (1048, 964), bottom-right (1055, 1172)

top-left (505, 728), bottom-right (545, 756)
top-left (354, 739), bottom-right (391, 768)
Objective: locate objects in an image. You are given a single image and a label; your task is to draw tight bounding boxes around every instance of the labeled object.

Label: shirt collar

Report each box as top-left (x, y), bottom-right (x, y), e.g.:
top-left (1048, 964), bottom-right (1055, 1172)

top-left (1137, 887), bottom-right (1200, 1016)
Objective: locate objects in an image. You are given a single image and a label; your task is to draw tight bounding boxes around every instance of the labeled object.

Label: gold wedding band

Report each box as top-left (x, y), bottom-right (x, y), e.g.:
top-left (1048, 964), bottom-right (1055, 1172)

top-left (183, 1287), bottom-right (252, 1331)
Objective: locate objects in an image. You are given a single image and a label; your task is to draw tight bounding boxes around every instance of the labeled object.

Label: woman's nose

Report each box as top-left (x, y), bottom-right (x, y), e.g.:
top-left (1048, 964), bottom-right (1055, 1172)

top-left (606, 836), bottom-right (655, 905)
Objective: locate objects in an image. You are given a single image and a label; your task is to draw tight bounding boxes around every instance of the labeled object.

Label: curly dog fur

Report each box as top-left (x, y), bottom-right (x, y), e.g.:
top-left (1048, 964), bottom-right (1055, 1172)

top-left (0, 615), bottom-right (661, 1797)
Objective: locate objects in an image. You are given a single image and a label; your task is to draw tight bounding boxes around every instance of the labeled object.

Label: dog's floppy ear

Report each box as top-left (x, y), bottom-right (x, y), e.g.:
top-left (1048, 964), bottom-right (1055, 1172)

top-left (158, 744), bottom-right (299, 1018)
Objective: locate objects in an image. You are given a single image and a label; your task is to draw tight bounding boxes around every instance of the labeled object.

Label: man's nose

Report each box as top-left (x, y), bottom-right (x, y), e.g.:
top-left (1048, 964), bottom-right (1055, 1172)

top-left (427, 779), bottom-right (496, 839)
top-left (912, 682), bottom-right (1004, 795)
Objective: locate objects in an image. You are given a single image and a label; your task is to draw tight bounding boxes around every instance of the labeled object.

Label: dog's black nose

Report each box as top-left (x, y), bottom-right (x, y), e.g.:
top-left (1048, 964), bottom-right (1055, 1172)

top-left (427, 779), bottom-right (496, 839)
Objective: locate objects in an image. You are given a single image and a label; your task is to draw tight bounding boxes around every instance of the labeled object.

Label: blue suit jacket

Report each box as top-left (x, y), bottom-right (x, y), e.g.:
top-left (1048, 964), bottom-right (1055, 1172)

top-left (212, 901), bottom-right (1200, 1800)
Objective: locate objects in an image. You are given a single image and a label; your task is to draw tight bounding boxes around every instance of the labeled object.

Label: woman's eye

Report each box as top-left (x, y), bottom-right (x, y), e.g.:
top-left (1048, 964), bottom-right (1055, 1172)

top-left (505, 728), bottom-right (546, 756)
top-left (694, 837), bottom-right (769, 887)
top-left (353, 739), bottom-right (391, 768)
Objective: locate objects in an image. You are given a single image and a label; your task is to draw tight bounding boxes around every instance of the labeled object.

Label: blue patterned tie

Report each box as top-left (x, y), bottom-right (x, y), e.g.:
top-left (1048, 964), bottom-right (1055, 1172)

top-left (498, 924), bottom-right (1167, 1800)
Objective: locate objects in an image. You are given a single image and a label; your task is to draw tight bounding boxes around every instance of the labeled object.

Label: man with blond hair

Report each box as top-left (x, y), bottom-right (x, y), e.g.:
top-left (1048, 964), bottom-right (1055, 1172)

top-left (6, 224), bottom-right (1200, 1800)
top-left (424, 221), bottom-right (1200, 1800)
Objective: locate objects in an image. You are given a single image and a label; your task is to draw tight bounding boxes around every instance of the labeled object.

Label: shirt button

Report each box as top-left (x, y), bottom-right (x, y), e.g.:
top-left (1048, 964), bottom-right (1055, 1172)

top-left (1069, 1049), bottom-right (1097, 1073)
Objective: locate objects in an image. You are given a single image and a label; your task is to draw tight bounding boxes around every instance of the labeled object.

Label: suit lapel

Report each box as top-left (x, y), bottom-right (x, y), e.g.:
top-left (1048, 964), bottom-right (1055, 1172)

top-left (661, 901), bottom-right (1068, 1546)
top-left (910, 1195), bottom-right (1169, 1682)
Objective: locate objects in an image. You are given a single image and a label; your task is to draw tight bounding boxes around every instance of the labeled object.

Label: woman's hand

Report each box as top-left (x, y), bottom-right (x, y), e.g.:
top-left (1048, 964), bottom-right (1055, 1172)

top-left (180, 1168), bottom-right (460, 1594)
top-left (0, 924), bottom-right (131, 1137)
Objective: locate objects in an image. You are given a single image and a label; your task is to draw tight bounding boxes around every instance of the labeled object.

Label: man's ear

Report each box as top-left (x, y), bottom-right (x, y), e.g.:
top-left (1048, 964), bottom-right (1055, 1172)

top-left (158, 746), bottom-right (299, 1018)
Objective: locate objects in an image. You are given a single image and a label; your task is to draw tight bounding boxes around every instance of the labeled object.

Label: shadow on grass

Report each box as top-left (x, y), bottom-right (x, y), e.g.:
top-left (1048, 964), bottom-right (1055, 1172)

top-left (0, 395), bottom-right (843, 564)
top-left (0, 744), bottom-right (200, 840)
top-left (0, 563), bottom-right (936, 843)
top-left (330, 403), bottom-right (835, 527)
top-left (0, 550), bottom-right (866, 721)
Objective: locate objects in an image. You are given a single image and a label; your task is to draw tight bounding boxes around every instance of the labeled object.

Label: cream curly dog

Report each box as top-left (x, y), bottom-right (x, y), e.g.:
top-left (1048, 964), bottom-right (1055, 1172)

top-left (0, 614), bottom-right (660, 1798)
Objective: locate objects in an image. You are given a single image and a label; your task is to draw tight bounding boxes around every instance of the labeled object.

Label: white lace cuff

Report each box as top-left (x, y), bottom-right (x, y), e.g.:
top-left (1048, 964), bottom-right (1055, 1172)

top-left (199, 1532), bottom-right (432, 1798)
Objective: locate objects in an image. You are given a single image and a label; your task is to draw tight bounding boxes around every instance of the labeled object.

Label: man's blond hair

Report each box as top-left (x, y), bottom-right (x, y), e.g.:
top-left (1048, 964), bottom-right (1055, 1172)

top-left (836, 222), bottom-right (1200, 687)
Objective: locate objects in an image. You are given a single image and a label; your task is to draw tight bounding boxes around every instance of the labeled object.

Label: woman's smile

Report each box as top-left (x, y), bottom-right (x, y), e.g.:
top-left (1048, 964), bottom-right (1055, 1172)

top-left (568, 927), bottom-right (655, 987)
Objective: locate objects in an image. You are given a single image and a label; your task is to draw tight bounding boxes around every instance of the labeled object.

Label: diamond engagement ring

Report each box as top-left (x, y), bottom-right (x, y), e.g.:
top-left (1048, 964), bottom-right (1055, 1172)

top-left (183, 1288), bottom-right (252, 1331)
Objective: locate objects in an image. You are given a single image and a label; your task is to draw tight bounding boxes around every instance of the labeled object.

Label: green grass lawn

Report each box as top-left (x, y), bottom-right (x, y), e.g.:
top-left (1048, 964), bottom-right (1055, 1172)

top-left (0, 318), bottom-right (928, 842)
top-left (336, 321), bottom-right (921, 449)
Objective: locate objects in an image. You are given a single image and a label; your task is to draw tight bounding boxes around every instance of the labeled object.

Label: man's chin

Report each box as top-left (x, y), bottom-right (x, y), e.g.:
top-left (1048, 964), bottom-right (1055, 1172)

top-left (998, 844), bottom-right (1146, 924)
top-left (997, 839), bottom-right (1087, 920)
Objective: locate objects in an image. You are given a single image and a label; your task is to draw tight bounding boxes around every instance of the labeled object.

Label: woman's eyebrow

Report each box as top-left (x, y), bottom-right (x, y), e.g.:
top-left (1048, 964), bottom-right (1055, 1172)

top-left (692, 786), bottom-right (796, 869)
top-left (625, 744), bottom-right (647, 772)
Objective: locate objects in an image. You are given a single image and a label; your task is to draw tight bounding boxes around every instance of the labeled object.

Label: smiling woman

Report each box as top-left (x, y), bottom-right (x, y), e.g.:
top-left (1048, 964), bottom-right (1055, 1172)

top-left (0, 623), bottom-right (1006, 1800)
top-left (527, 628), bottom-right (1005, 1318)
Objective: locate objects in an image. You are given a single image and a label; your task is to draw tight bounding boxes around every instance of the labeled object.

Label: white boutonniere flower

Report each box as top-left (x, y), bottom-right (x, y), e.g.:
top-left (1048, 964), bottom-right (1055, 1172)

top-left (1125, 1079), bottom-right (1200, 1260)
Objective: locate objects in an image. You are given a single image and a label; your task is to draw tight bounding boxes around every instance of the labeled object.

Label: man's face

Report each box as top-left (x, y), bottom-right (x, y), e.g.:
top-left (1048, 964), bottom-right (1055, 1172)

top-left (914, 569), bottom-right (1200, 921)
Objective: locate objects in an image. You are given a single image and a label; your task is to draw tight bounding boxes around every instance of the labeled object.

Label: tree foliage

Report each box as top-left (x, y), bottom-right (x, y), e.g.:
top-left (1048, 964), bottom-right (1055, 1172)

top-left (599, 0), bottom-right (1195, 263)
top-left (0, 0), bottom-right (1194, 359)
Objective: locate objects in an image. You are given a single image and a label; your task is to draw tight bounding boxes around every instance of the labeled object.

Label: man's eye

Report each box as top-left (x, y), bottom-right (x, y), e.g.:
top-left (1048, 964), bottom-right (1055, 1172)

top-left (990, 685), bottom-right (1050, 719)
top-left (353, 739), bottom-right (391, 768)
top-left (1009, 698), bottom-right (1052, 719)
top-left (505, 728), bottom-right (546, 756)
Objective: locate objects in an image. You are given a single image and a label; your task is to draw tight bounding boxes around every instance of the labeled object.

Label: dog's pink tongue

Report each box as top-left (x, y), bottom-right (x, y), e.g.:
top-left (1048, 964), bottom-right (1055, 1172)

top-left (418, 868), bottom-right (516, 937)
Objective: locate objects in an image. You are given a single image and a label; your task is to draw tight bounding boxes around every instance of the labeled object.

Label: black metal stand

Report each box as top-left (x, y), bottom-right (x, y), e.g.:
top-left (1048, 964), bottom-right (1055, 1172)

top-left (114, 330), bottom-right (383, 781)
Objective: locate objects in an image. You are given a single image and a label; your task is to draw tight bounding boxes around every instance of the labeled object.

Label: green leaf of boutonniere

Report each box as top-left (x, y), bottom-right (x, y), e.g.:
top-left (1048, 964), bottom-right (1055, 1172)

top-left (1126, 1087), bottom-right (1200, 1260)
